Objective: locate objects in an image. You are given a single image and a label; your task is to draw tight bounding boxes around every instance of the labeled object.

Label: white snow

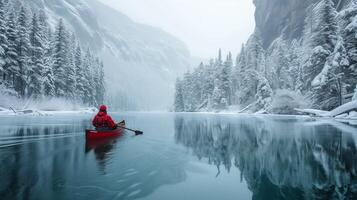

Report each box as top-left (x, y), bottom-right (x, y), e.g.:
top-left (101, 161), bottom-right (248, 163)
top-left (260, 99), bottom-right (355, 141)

top-left (0, 93), bottom-right (97, 116)
top-left (329, 100), bottom-right (357, 116)
top-left (295, 101), bottom-right (357, 120)
top-left (294, 108), bottom-right (330, 117)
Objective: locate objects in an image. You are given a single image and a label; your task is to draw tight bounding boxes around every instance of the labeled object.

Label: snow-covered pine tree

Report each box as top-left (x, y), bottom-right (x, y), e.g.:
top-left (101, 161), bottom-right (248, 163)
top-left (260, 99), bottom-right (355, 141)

top-left (39, 10), bottom-right (55, 97)
top-left (15, 7), bottom-right (31, 97)
top-left (338, 2), bottom-right (357, 93)
top-left (88, 53), bottom-right (97, 106)
top-left (311, 37), bottom-right (349, 110)
top-left (174, 78), bottom-right (184, 112)
top-left (237, 30), bottom-right (265, 106)
top-left (210, 51), bottom-right (232, 110)
top-left (201, 60), bottom-right (215, 109)
top-left (182, 71), bottom-right (197, 112)
top-left (231, 45), bottom-right (246, 104)
top-left (265, 38), bottom-right (289, 90)
top-left (0, 0), bottom-right (8, 82)
top-left (211, 81), bottom-right (226, 110)
top-left (222, 52), bottom-right (233, 105)
top-left (255, 74), bottom-right (273, 112)
top-left (237, 69), bottom-right (260, 106)
top-left (245, 29), bottom-right (265, 72)
top-left (82, 48), bottom-right (94, 105)
top-left (64, 33), bottom-right (76, 99)
top-left (92, 57), bottom-right (102, 105)
top-left (217, 48), bottom-right (222, 65)
top-left (28, 13), bottom-right (44, 98)
top-left (53, 19), bottom-right (68, 97)
top-left (288, 39), bottom-right (303, 92)
top-left (303, 0), bottom-right (338, 92)
top-left (96, 60), bottom-right (105, 105)
top-left (4, 12), bottom-right (18, 91)
top-left (74, 44), bottom-right (86, 102)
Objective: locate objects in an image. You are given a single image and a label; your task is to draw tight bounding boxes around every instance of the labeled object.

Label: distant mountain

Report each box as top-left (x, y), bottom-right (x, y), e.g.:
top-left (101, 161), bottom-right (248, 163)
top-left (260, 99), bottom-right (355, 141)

top-left (24, 0), bottom-right (191, 110)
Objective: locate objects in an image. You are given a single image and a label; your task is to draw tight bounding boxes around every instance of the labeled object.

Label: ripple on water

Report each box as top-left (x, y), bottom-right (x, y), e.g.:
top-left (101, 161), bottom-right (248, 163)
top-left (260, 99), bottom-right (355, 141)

top-left (127, 189), bottom-right (141, 197)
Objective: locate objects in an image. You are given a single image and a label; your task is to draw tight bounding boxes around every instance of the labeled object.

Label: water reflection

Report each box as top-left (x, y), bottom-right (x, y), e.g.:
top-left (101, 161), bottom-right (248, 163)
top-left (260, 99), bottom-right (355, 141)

top-left (85, 138), bottom-right (119, 173)
top-left (174, 115), bottom-right (357, 199)
top-left (0, 115), bottom-right (188, 200)
top-left (0, 118), bottom-right (88, 200)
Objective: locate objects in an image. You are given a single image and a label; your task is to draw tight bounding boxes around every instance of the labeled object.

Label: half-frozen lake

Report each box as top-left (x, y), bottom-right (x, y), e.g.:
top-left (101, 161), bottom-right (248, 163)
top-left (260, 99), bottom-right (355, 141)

top-left (1, 113), bottom-right (357, 200)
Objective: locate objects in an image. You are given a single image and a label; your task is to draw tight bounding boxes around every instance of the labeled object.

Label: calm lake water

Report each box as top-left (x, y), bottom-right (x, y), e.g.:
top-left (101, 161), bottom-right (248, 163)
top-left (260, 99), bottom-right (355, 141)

top-left (0, 113), bottom-right (357, 200)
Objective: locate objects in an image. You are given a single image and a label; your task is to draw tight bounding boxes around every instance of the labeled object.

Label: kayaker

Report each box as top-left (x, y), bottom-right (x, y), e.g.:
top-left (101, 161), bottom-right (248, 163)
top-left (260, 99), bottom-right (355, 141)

top-left (92, 105), bottom-right (117, 131)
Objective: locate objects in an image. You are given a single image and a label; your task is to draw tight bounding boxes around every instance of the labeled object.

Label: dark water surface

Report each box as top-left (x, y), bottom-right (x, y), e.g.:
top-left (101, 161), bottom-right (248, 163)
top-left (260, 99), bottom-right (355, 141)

top-left (1, 113), bottom-right (357, 200)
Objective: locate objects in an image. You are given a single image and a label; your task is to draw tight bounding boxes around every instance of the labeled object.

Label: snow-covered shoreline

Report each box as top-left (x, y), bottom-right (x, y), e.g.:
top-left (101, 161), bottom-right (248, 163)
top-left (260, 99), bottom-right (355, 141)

top-left (0, 107), bottom-right (97, 116)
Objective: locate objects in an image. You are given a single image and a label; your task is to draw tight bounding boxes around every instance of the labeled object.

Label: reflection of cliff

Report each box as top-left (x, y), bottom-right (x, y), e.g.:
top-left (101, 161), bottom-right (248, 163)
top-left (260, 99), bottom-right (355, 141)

top-left (174, 115), bottom-right (357, 199)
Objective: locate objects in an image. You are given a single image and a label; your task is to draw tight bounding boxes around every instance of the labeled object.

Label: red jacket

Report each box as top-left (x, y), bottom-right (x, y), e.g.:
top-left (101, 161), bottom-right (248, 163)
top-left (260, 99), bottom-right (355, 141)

top-left (92, 111), bottom-right (117, 129)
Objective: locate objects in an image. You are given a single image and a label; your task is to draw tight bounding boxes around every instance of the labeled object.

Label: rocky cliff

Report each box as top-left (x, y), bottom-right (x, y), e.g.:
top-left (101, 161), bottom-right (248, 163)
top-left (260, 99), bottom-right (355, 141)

top-left (254, 0), bottom-right (351, 48)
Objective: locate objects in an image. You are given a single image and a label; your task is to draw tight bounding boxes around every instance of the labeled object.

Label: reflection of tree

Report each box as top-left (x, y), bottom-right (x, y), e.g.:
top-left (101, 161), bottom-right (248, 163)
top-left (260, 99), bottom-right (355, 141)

top-left (0, 117), bottom-right (188, 200)
top-left (0, 119), bottom-right (93, 199)
top-left (174, 115), bottom-right (357, 199)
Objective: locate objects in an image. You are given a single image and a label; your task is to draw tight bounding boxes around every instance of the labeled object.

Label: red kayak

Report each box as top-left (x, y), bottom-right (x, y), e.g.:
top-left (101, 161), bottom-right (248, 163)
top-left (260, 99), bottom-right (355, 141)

top-left (85, 120), bottom-right (125, 140)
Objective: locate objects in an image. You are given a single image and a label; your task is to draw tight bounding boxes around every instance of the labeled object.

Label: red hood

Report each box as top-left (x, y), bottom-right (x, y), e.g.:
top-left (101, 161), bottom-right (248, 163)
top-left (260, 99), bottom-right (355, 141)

top-left (97, 111), bottom-right (106, 117)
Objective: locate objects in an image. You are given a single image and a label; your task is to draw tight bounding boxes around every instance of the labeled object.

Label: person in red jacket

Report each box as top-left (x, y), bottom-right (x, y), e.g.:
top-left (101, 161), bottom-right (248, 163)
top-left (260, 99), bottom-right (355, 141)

top-left (92, 105), bottom-right (117, 130)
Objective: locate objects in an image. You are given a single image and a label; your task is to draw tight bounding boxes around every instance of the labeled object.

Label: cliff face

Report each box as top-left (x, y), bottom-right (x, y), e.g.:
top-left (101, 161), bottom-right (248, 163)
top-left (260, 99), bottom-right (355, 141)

top-left (253, 0), bottom-right (350, 48)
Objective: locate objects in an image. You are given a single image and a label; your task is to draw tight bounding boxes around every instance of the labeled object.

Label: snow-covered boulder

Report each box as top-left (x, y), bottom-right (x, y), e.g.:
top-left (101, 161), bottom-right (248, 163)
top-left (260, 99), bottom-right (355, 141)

top-left (271, 90), bottom-right (308, 115)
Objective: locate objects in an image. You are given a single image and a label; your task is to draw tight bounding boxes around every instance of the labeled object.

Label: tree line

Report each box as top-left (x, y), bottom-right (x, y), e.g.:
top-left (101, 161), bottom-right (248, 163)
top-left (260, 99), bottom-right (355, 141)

top-left (0, 0), bottom-right (105, 106)
top-left (175, 0), bottom-right (357, 113)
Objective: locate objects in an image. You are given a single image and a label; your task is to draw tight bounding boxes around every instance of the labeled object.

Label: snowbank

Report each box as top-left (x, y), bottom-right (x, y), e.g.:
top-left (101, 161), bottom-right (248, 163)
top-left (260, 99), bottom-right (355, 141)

top-left (0, 107), bottom-right (97, 116)
top-left (295, 101), bottom-right (357, 120)
top-left (0, 93), bottom-right (97, 116)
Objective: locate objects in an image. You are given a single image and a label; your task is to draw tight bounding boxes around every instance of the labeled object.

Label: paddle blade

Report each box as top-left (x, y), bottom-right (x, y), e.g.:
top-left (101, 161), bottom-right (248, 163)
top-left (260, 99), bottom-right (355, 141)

top-left (135, 130), bottom-right (143, 135)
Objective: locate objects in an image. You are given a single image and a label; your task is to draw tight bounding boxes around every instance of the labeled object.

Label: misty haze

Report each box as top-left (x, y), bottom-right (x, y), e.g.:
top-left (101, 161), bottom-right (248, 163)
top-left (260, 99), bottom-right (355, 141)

top-left (0, 0), bottom-right (357, 200)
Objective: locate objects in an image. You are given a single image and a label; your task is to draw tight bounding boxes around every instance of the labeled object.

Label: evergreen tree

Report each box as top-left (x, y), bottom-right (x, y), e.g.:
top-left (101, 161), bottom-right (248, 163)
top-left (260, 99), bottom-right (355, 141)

top-left (217, 48), bottom-right (222, 64)
top-left (255, 75), bottom-right (273, 112)
top-left (4, 12), bottom-right (18, 91)
top-left (0, 0), bottom-right (8, 81)
top-left (338, 2), bottom-right (357, 93)
top-left (39, 10), bottom-right (55, 97)
top-left (53, 19), bottom-right (68, 97)
top-left (96, 60), bottom-right (105, 105)
top-left (311, 37), bottom-right (349, 110)
top-left (82, 48), bottom-right (94, 105)
top-left (28, 13), bottom-right (44, 98)
top-left (15, 7), bottom-right (31, 97)
top-left (201, 60), bottom-right (215, 108)
top-left (303, 0), bottom-right (338, 91)
top-left (64, 33), bottom-right (76, 99)
top-left (231, 45), bottom-right (246, 104)
top-left (174, 78), bottom-right (184, 112)
top-left (222, 52), bottom-right (233, 104)
top-left (74, 44), bottom-right (85, 101)
top-left (245, 29), bottom-right (265, 71)
top-left (288, 40), bottom-right (303, 92)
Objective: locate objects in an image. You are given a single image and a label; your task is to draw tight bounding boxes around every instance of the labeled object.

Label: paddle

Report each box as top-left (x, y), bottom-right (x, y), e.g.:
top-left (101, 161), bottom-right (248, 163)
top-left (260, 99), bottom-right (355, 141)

top-left (117, 123), bottom-right (143, 135)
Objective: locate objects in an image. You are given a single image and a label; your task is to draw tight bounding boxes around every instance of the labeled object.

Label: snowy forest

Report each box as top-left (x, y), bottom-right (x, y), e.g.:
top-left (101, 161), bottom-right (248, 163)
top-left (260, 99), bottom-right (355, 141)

top-left (0, 0), bottom-right (105, 107)
top-left (175, 0), bottom-right (357, 114)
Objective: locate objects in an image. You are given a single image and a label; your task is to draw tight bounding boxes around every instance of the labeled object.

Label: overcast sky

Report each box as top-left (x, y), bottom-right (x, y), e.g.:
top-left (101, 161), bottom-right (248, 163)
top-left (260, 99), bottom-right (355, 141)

top-left (99, 0), bottom-right (255, 60)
